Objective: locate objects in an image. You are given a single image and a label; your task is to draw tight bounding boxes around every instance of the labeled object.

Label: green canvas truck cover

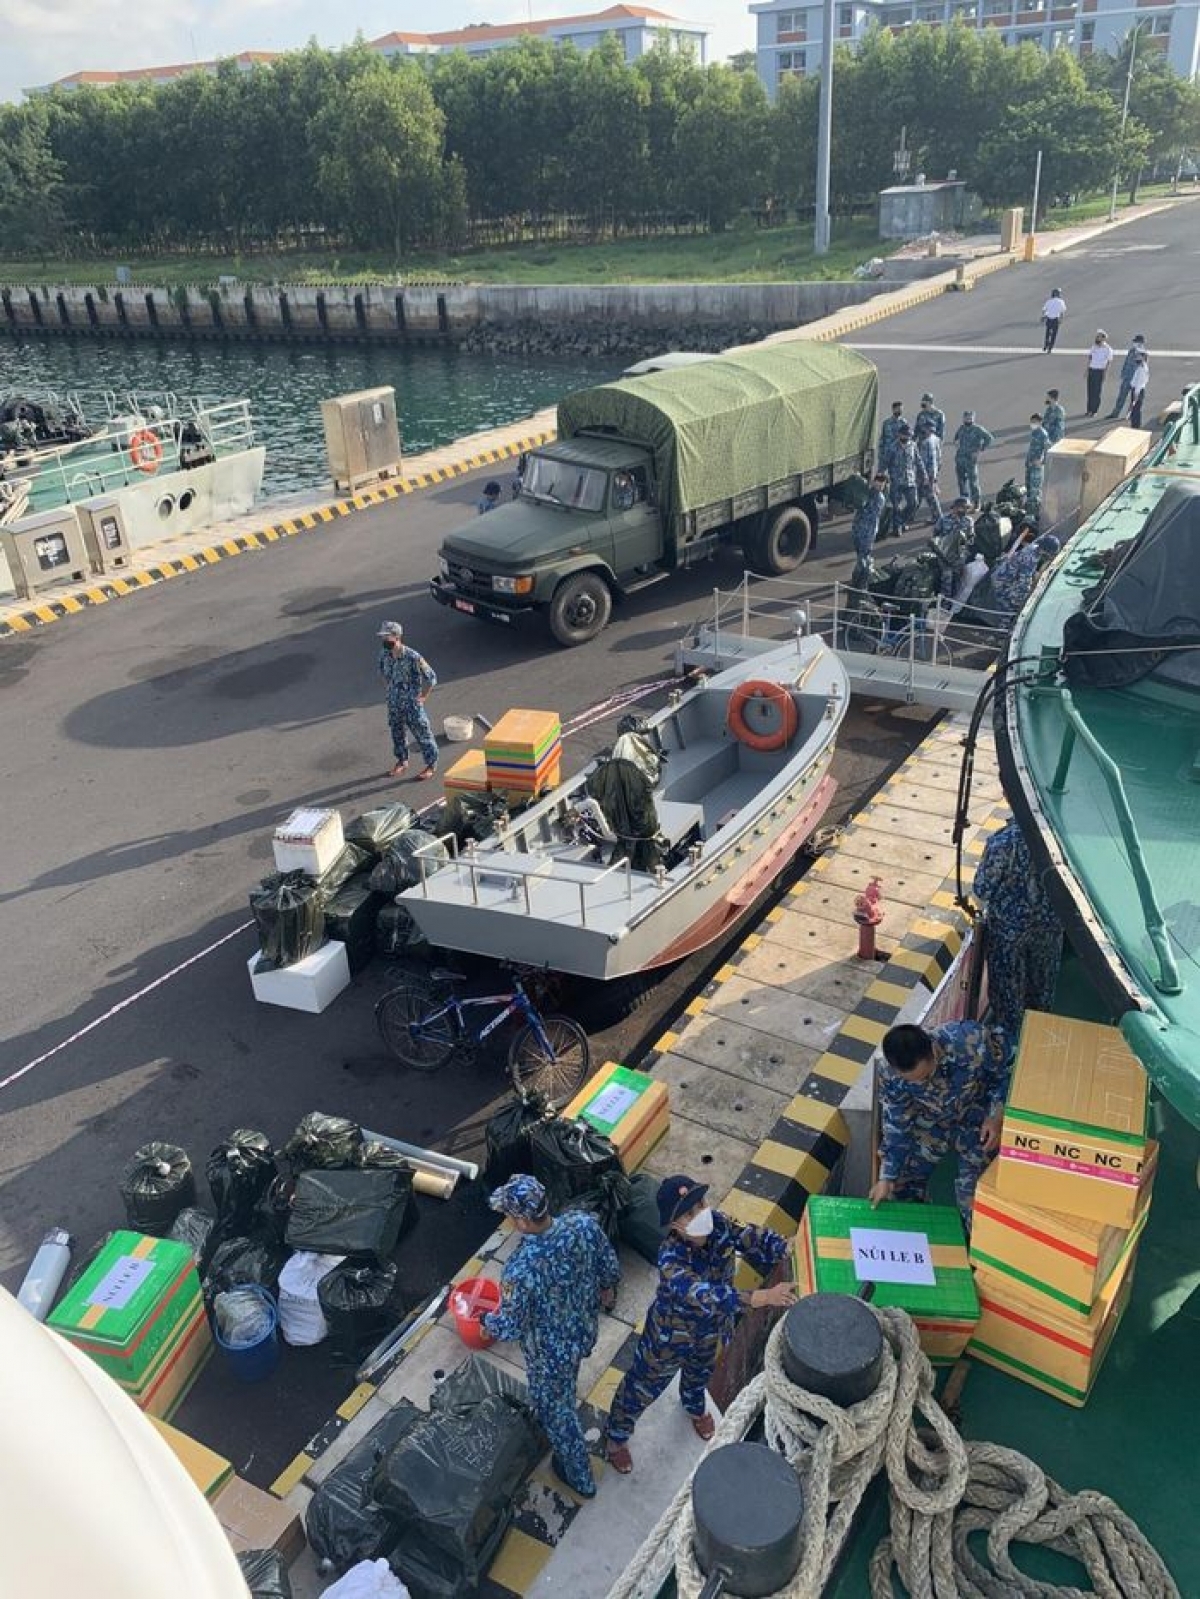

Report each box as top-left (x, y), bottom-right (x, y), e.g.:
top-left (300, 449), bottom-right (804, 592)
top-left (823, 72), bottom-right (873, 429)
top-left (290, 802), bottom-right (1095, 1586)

top-left (556, 342), bottom-right (877, 523)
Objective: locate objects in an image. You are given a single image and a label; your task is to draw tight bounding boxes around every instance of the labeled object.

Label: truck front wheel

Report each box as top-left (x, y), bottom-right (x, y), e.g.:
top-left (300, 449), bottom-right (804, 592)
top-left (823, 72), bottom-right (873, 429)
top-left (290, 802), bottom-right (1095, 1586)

top-left (547, 571), bottom-right (613, 647)
top-left (748, 505), bottom-right (813, 576)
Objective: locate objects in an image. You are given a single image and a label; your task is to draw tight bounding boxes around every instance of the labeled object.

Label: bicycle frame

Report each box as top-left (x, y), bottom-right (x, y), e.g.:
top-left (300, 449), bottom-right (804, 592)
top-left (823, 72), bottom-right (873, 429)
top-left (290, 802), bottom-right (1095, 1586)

top-left (416, 984), bottom-right (537, 1049)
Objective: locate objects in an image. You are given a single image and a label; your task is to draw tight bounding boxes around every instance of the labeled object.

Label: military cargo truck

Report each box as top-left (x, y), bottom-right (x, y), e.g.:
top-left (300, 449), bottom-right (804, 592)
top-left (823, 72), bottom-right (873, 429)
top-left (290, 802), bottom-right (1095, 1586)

top-left (430, 342), bottom-right (877, 647)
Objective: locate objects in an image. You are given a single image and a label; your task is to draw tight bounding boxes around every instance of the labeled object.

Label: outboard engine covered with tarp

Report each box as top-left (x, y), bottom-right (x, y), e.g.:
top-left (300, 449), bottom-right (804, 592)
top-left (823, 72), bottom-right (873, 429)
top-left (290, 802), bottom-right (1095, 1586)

top-left (1063, 482), bottom-right (1200, 690)
top-left (584, 729), bottom-right (664, 871)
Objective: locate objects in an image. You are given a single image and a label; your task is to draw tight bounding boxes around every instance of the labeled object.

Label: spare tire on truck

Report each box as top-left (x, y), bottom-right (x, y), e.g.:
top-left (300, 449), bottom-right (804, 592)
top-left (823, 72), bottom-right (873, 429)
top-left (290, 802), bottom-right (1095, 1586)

top-left (747, 504), bottom-right (814, 576)
top-left (548, 569), bottom-right (612, 647)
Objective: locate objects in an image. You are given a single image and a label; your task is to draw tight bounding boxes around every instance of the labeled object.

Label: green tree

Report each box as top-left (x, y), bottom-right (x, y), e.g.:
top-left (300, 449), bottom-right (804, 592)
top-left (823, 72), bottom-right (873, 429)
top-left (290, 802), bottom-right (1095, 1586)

top-left (0, 102), bottom-right (66, 256)
top-left (676, 68), bottom-right (773, 229)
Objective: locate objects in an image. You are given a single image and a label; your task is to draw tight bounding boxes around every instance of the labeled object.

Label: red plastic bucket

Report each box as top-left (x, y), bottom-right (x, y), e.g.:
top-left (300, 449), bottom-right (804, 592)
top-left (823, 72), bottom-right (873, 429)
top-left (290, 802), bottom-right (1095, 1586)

top-left (451, 1277), bottom-right (502, 1349)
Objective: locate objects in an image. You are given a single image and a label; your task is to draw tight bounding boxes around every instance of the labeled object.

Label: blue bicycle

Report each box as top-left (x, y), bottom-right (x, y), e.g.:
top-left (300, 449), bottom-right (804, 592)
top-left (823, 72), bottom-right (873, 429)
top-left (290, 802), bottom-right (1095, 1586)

top-left (375, 966), bottom-right (590, 1103)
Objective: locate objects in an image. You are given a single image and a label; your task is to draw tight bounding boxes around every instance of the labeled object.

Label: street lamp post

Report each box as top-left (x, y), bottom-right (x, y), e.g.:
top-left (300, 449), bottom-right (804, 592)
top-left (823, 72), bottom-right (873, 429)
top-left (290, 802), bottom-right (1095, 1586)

top-left (814, 0), bottom-right (836, 255)
top-left (1108, 24), bottom-right (1144, 223)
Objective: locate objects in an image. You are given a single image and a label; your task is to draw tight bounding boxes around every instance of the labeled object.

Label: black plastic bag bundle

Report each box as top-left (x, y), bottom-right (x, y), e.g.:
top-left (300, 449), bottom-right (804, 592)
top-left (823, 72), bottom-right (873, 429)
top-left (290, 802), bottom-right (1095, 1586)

top-left (315, 842), bottom-right (374, 902)
top-left (357, 1140), bottom-right (410, 1171)
top-left (282, 1112), bottom-right (363, 1173)
top-left (372, 1393), bottom-right (544, 1592)
top-left (369, 830), bottom-right (447, 896)
top-left (528, 1117), bottom-right (622, 1212)
top-left (203, 1232), bottom-right (289, 1300)
top-left (305, 1400), bottom-right (424, 1573)
top-left (323, 876), bottom-right (385, 974)
top-left (375, 903), bottom-right (431, 962)
top-left (249, 871), bottom-right (326, 969)
top-left (444, 790), bottom-right (509, 845)
top-left (619, 1171), bottom-right (668, 1264)
top-left (167, 1206), bottom-right (217, 1264)
top-left (566, 1166), bottom-right (633, 1243)
top-left (236, 1549), bottom-right (292, 1599)
top-left (344, 803), bottom-right (416, 856)
top-left (430, 1354), bottom-right (539, 1418)
top-left (318, 1258), bottom-right (402, 1359)
top-left (207, 1130), bottom-right (277, 1230)
top-left (286, 1168), bottom-right (413, 1257)
top-left (119, 1141), bottom-right (197, 1235)
top-left (483, 1092), bottom-right (551, 1188)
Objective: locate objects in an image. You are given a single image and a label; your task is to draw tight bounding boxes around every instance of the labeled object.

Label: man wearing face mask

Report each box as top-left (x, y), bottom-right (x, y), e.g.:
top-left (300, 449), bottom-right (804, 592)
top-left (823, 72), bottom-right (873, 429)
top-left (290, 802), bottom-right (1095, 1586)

top-left (604, 1175), bottom-right (794, 1473)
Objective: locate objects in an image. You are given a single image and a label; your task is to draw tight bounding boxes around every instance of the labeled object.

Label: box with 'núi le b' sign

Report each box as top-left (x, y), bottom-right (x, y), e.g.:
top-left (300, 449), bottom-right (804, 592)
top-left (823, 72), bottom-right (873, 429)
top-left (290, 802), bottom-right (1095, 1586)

top-left (563, 1062), bottom-right (670, 1173)
top-left (968, 1243), bottom-right (1137, 1408)
top-left (794, 1196), bottom-right (979, 1366)
top-left (996, 1011), bottom-right (1153, 1228)
top-left (970, 1149), bottom-right (1153, 1317)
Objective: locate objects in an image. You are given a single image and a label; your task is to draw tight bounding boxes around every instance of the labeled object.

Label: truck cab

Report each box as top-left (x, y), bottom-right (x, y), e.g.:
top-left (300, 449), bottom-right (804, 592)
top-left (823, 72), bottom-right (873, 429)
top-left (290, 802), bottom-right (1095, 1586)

top-left (431, 437), bottom-right (663, 645)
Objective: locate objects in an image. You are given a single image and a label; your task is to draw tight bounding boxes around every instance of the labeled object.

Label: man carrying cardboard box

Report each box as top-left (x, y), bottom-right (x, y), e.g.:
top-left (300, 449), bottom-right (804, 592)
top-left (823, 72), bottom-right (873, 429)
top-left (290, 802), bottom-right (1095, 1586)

top-left (870, 1020), bottom-right (1014, 1228)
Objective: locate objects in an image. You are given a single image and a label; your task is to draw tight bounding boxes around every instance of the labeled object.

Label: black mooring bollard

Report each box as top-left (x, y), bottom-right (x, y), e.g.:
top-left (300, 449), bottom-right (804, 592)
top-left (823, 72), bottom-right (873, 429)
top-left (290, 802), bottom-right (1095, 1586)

top-left (780, 1293), bottom-right (884, 1407)
top-left (692, 1441), bottom-right (805, 1599)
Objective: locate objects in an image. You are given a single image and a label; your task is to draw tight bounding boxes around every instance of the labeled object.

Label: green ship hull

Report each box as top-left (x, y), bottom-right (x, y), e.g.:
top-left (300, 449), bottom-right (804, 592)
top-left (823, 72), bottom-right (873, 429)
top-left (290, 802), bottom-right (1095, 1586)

top-left (996, 385), bottom-right (1200, 1128)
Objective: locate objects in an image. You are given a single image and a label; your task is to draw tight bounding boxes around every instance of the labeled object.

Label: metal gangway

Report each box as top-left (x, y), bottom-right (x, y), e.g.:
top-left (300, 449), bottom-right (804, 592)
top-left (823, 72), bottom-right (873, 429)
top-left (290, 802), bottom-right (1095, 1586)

top-left (675, 571), bottom-right (1008, 713)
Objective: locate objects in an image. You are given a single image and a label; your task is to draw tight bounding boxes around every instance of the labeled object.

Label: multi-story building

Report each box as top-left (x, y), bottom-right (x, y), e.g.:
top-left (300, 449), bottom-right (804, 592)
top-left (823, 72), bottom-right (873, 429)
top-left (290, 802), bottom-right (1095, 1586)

top-left (750, 0), bottom-right (1200, 98)
top-left (30, 5), bottom-right (706, 96)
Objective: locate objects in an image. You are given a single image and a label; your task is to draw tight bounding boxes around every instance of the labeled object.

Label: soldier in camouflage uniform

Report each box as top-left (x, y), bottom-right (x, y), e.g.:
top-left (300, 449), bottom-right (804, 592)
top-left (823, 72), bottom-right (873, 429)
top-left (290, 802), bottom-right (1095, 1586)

top-left (851, 472), bottom-right (890, 581)
top-left (973, 818), bottom-right (1065, 1037)
top-left (878, 400), bottom-right (908, 464)
top-left (870, 1021), bottom-right (1015, 1226)
top-left (952, 411), bottom-right (995, 504)
top-left (482, 1174), bottom-right (620, 1498)
top-left (915, 391), bottom-right (946, 441)
top-left (886, 425), bottom-right (919, 536)
top-left (1024, 414), bottom-right (1050, 519)
top-left (915, 420), bottom-right (943, 525)
top-left (377, 619), bottom-right (439, 779)
top-left (1042, 389), bottom-right (1066, 446)
top-left (989, 533), bottom-right (1060, 624)
top-left (605, 1176), bottom-right (794, 1473)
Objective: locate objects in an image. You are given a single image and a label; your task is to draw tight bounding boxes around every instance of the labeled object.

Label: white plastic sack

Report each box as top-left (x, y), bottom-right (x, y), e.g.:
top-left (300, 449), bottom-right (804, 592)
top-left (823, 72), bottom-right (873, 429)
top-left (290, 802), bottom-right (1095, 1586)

top-left (321, 1558), bottom-right (410, 1598)
top-left (277, 1250), bottom-right (345, 1347)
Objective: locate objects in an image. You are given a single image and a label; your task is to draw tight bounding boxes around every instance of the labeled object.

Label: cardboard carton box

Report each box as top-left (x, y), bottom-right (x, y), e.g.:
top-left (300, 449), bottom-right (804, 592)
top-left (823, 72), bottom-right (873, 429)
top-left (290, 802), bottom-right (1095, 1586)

top-left (997, 1011), bottom-right (1153, 1227)
top-left (794, 1196), bottom-right (979, 1365)
top-left (215, 1476), bottom-right (306, 1564)
top-left (971, 1149), bottom-right (1153, 1316)
top-left (149, 1418), bottom-right (234, 1499)
top-left (968, 1245), bottom-right (1137, 1407)
top-left (563, 1062), bottom-right (670, 1173)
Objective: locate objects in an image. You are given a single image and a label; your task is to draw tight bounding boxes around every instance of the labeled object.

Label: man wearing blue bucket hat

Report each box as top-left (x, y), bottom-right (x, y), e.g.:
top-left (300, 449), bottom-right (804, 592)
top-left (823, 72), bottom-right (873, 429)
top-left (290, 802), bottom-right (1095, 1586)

top-left (604, 1175), bottom-right (795, 1474)
top-left (481, 1174), bottom-right (620, 1499)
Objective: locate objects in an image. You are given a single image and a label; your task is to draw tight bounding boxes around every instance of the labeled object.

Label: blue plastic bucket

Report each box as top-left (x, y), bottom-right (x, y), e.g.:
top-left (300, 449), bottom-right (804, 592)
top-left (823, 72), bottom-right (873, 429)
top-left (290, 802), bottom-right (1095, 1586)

top-left (213, 1286), bottom-right (280, 1383)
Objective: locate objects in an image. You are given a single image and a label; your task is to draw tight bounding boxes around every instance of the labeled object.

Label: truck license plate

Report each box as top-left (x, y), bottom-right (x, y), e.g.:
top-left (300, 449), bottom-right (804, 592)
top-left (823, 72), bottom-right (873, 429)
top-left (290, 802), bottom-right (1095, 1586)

top-left (454, 599), bottom-right (476, 615)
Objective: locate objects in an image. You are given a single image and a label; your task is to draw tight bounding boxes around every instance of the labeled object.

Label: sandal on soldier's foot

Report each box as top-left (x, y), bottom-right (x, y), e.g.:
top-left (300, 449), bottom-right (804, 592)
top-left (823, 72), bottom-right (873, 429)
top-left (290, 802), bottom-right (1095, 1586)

top-left (691, 1413), bottom-right (715, 1441)
top-left (390, 762), bottom-right (408, 777)
top-left (606, 1440), bottom-right (633, 1474)
top-left (417, 766), bottom-right (437, 781)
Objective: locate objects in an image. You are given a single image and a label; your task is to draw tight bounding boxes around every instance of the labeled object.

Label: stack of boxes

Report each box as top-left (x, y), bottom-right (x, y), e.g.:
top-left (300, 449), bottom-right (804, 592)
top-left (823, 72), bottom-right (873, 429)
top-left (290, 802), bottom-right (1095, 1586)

top-left (484, 709), bottom-right (563, 802)
top-left (442, 748), bottom-right (492, 800)
top-left (968, 1012), bottom-right (1155, 1406)
top-left (48, 1231), bottom-right (211, 1419)
top-left (794, 1196), bottom-right (980, 1366)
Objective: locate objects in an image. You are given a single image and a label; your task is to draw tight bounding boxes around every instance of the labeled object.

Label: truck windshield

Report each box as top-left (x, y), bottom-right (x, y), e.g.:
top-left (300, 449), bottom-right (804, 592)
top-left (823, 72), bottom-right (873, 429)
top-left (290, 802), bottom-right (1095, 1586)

top-left (523, 454), bottom-right (607, 513)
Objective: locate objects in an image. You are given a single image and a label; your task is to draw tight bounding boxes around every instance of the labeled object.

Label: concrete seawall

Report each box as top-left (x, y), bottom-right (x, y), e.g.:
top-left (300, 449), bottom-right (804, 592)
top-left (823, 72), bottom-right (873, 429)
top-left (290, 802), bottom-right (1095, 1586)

top-left (0, 275), bottom-right (948, 347)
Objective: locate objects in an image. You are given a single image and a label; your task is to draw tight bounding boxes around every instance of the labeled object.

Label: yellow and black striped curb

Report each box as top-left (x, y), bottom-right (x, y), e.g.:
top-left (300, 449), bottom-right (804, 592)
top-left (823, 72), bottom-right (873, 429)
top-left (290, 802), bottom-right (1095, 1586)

top-left (0, 431), bottom-right (553, 641)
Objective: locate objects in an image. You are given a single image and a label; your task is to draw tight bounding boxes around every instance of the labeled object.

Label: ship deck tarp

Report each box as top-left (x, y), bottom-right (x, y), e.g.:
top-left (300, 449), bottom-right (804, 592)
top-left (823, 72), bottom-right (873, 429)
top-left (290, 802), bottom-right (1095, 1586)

top-left (556, 343), bottom-right (878, 524)
top-left (1064, 481), bottom-right (1200, 688)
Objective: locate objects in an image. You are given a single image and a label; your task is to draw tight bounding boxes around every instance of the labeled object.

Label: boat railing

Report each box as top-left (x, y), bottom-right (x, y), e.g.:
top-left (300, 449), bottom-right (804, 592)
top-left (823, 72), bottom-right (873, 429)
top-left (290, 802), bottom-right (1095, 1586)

top-left (9, 412), bottom-right (185, 509)
top-left (410, 829), bottom-right (635, 927)
top-left (1043, 686), bottom-right (1182, 997)
top-left (192, 398), bottom-right (255, 455)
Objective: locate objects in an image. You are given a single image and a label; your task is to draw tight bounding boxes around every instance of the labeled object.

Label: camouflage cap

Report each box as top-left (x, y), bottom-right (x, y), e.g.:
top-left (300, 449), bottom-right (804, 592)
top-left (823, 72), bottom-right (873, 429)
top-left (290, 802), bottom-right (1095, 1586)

top-left (489, 1173), bottom-right (549, 1221)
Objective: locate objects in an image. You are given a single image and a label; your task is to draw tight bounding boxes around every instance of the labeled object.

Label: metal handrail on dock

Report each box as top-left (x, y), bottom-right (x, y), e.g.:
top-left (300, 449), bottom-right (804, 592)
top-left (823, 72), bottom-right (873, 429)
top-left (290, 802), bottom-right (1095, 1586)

top-left (1045, 687), bottom-right (1182, 996)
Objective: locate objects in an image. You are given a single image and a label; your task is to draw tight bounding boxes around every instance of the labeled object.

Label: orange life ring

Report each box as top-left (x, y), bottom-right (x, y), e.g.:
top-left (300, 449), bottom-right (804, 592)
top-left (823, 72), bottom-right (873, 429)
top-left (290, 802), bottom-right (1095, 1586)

top-left (727, 679), bottom-right (799, 752)
top-left (129, 429), bottom-right (163, 474)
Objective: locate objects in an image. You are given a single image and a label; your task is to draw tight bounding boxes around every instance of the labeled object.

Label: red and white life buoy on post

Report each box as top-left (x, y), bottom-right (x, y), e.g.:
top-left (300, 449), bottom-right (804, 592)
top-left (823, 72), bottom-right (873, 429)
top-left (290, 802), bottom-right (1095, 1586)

top-left (129, 429), bottom-right (163, 474)
top-left (726, 679), bottom-right (800, 752)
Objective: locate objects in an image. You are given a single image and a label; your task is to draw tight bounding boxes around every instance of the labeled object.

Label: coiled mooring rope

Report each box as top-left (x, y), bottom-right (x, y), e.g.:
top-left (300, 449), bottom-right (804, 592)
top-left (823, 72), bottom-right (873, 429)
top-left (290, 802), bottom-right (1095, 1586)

top-left (607, 1306), bottom-right (1179, 1599)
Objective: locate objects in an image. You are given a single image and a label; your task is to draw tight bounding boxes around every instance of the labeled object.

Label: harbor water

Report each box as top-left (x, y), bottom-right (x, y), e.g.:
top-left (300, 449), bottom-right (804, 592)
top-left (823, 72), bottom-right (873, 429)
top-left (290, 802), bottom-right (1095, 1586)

top-left (0, 338), bottom-right (626, 497)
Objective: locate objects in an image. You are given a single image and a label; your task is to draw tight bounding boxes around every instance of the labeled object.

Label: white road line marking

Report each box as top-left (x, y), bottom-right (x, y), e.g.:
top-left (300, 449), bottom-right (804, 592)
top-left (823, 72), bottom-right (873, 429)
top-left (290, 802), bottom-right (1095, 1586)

top-left (848, 342), bottom-right (1200, 359)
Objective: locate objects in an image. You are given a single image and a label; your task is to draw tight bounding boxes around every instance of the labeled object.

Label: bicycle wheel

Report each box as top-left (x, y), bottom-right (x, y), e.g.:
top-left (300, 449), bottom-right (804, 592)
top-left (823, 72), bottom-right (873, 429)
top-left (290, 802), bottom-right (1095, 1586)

top-left (508, 1015), bottom-right (590, 1103)
top-left (376, 980), bottom-right (458, 1073)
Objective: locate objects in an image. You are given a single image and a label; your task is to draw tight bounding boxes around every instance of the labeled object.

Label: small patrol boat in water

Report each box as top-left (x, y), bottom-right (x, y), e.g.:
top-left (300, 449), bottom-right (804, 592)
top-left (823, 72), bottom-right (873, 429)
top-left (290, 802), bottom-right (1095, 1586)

top-left (399, 635), bottom-right (848, 982)
top-left (996, 383), bottom-right (1200, 1127)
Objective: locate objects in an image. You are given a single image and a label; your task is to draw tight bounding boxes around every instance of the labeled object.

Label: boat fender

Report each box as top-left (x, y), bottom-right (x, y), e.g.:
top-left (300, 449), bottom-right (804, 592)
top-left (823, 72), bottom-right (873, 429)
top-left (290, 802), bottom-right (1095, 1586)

top-left (129, 429), bottom-right (164, 473)
top-left (726, 679), bottom-right (799, 752)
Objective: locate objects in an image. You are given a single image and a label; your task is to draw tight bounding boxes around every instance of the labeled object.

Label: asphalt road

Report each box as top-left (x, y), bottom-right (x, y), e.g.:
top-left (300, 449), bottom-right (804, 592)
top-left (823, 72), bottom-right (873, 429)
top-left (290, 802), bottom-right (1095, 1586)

top-left (1, 199), bottom-right (1194, 1480)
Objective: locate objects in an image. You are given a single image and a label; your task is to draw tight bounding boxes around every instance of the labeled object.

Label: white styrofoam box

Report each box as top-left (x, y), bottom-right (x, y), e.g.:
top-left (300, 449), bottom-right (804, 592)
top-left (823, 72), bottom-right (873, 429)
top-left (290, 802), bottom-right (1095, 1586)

top-left (272, 807), bottom-right (344, 877)
top-left (248, 940), bottom-right (349, 1014)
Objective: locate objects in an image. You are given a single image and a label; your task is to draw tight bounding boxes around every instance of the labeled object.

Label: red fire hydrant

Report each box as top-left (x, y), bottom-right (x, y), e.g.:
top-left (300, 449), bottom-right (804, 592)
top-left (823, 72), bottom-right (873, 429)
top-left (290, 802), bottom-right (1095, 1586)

top-left (854, 876), bottom-right (885, 961)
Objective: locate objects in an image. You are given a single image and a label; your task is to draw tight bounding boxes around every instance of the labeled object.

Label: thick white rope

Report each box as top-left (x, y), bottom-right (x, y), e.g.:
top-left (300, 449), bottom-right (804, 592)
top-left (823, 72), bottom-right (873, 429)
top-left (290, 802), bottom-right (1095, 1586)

top-left (606, 1306), bottom-right (1179, 1599)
